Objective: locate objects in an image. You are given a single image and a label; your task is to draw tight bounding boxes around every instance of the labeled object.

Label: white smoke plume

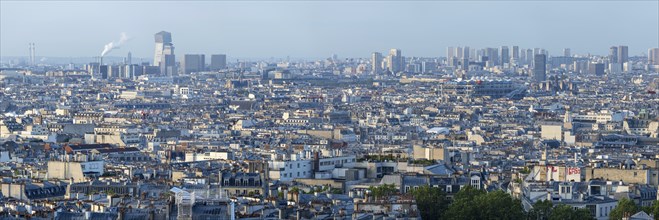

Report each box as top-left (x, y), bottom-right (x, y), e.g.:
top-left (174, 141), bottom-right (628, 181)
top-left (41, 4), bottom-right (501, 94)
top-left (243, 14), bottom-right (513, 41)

top-left (101, 32), bottom-right (130, 56)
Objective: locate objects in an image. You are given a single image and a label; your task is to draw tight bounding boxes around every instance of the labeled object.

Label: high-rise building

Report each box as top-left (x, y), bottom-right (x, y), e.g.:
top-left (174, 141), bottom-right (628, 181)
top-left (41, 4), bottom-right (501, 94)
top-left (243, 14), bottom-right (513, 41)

top-left (447, 47), bottom-right (455, 67)
top-left (485, 48), bottom-right (499, 66)
top-left (589, 63), bottom-right (605, 76)
top-left (127, 52), bottom-right (132, 65)
top-left (28, 43), bottom-right (35, 66)
top-left (617, 45), bottom-right (628, 64)
top-left (512, 46), bottom-right (520, 60)
top-left (526, 49), bottom-right (533, 66)
top-left (456, 47), bottom-right (463, 61)
top-left (182, 54), bottom-right (205, 74)
top-left (533, 54), bottom-right (547, 82)
top-left (563, 48), bottom-right (571, 57)
top-left (500, 46), bottom-right (510, 66)
top-left (460, 47), bottom-right (470, 70)
top-left (153, 31), bottom-right (176, 76)
top-left (649, 48), bottom-right (659, 65)
top-left (210, 54), bottom-right (227, 70)
top-left (386, 49), bottom-right (403, 73)
top-left (609, 46), bottom-right (619, 64)
top-left (371, 52), bottom-right (383, 74)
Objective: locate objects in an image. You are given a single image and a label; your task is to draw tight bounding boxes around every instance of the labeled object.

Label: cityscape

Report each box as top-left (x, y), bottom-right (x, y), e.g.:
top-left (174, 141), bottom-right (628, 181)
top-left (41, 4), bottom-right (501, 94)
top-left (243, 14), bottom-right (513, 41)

top-left (1, 1), bottom-right (659, 220)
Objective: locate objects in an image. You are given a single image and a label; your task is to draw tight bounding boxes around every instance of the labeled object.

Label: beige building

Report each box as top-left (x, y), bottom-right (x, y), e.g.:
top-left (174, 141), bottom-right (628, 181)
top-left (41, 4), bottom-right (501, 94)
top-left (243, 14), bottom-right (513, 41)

top-left (585, 167), bottom-right (658, 185)
top-left (541, 124), bottom-right (563, 141)
top-left (412, 145), bottom-right (448, 162)
top-left (47, 154), bottom-right (104, 183)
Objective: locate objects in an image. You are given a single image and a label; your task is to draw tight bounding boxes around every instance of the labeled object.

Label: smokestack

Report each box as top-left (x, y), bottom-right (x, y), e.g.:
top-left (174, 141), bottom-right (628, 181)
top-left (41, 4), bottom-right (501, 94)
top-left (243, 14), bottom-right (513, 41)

top-left (101, 32), bottom-right (130, 56)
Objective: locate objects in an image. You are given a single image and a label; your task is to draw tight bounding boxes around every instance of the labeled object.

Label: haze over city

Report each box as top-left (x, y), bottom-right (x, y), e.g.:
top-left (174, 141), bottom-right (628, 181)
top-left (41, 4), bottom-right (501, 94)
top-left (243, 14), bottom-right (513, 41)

top-left (1, 0), bottom-right (658, 59)
top-left (2, 1), bottom-right (659, 220)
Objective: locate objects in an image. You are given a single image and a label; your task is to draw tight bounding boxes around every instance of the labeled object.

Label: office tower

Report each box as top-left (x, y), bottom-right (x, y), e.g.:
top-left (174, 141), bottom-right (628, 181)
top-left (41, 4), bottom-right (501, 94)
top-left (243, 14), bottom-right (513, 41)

top-left (446, 47), bottom-right (455, 66)
top-left (387, 49), bottom-right (403, 73)
top-left (512, 46), bottom-right (520, 60)
top-left (182, 54), bottom-right (205, 74)
top-left (649, 48), bottom-right (659, 65)
top-left (609, 46), bottom-right (619, 64)
top-left (127, 52), bottom-right (132, 65)
top-left (28, 43), bottom-right (35, 66)
top-left (520, 49), bottom-right (526, 64)
top-left (99, 65), bottom-right (109, 79)
top-left (210, 54), bottom-right (227, 70)
top-left (421, 61), bottom-right (437, 73)
top-left (461, 47), bottom-right (470, 70)
top-left (589, 63), bottom-right (605, 76)
top-left (485, 48), bottom-right (499, 66)
top-left (153, 31), bottom-right (176, 76)
top-left (371, 52), bottom-right (383, 74)
top-left (533, 54), bottom-right (547, 82)
top-left (154, 31), bottom-right (171, 65)
top-left (455, 47), bottom-right (463, 61)
top-left (563, 48), bottom-right (571, 57)
top-left (526, 49), bottom-right (533, 66)
top-left (501, 46), bottom-right (510, 66)
top-left (533, 48), bottom-right (541, 55)
top-left (617, 46), bottom-right (628, 64)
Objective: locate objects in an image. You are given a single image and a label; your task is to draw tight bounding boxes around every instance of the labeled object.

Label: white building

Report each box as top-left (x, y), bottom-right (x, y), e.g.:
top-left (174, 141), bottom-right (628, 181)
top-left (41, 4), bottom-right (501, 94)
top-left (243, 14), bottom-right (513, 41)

top-left (184, 151), bottom-right (233, 162)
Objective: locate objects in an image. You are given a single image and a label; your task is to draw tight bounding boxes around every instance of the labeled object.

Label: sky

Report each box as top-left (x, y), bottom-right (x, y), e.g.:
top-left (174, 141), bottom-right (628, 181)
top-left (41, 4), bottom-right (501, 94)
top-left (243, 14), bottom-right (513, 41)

top-left (1, 0), bottom-right (658, 60)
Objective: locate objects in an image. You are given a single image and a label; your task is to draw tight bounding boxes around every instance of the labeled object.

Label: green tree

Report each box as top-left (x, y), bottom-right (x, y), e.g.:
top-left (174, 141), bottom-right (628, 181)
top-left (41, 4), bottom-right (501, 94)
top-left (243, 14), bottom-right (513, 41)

top-left (368, 184), bottom-right (398, 200)
top-left (444, 187), bottom-right (524, 220)
top-left (641, 201), bottom-right (659, 218)
top-left (476, 190), bottom-right (525, 220)
top-left (444, 186), bottom-right (485, 220)
top-left (609, 198), bottom-right (639, 220)
top-left (529, 200), bottom-right (554, 220)
top-left (549, 204), bottom-right (594, 220)
top-left (410, 185), bottom-right (449, 220)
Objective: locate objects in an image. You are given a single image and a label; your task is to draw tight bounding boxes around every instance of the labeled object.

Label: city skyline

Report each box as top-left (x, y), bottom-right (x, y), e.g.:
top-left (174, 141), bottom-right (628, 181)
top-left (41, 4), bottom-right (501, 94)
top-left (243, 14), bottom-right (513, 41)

top-left (1, 1), bottom-right (658, 59)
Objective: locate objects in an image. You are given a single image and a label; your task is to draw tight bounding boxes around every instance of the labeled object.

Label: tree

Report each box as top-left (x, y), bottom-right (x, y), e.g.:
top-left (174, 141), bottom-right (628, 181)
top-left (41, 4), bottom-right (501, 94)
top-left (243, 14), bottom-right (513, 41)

top-left (529, 200), bottom-right (554, 220)
top-left (444, 186), bottom-right (485, 220)
top-left (444, 187), bottom-right (524, 220)
top-left (640, 201), bottom-right (659, 218)
top-left (368, 184), bottom-right (398, 200)
top-left (549, 204), bottom-right (594, 220)
top-left (609, 198), bottom-right (639, 220)
top-left (410, 185), bottom-right (449, 220)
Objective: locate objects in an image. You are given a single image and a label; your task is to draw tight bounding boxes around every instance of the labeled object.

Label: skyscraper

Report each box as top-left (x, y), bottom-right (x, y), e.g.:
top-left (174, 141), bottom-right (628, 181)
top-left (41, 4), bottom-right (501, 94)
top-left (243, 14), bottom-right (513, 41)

top-left (154, 31), bottom-right (176, 76)
top-left (447, 47), bottom-right (455, 67)
top-left (182, 54), bottom-right (205, 74)
top-left (609, 46), bottom-right (619, 64)
top-left (533, 54), bottom-right (547, 82)
top-left (28, 43), bottom-right (35, 66)
top-left (210, 54), bottom-right (227, 70)
top-left (127, 52), bottom-right (132, 65)
top-left (649, 48), bottom-right (659, 65)
top-left (563, 48), bottom-right (571, 57)
top-left (512, 46), bottom-right (519, 61)
top-left (461, 47), bottom-right (470, 70)
top-left (387, 49), bottom-right (403, 73)
top-left (485, 48), bottom-right (499, 66)
top-left (617, 45), bottom-right (628, 64)
top-left (371, 52), bottom-right (382, 74)
top-left (500, 46), bottom-right (510, 66)
top-left (589, 63), bottom-right (605, 76)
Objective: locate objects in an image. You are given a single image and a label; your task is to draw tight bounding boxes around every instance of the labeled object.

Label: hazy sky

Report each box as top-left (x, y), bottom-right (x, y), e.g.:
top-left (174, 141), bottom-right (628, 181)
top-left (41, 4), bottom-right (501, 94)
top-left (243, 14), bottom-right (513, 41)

top-left (1, 1), bottom-right (658, 59)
